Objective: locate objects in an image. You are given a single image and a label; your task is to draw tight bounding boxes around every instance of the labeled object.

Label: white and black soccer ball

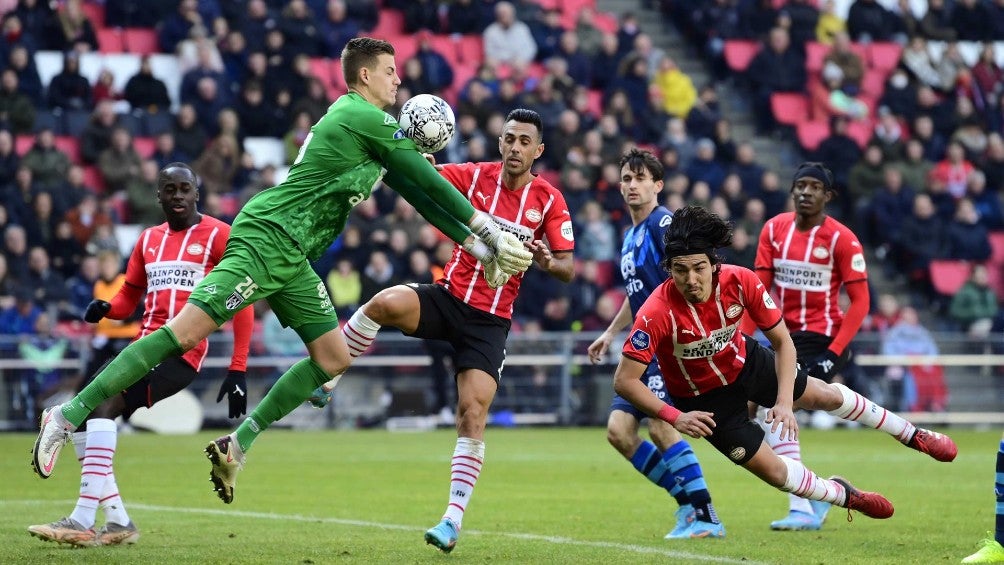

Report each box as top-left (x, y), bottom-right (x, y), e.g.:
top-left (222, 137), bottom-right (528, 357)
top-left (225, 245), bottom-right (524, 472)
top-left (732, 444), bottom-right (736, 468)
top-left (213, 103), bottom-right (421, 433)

top-left (398, 94), bottom-right (456, 153)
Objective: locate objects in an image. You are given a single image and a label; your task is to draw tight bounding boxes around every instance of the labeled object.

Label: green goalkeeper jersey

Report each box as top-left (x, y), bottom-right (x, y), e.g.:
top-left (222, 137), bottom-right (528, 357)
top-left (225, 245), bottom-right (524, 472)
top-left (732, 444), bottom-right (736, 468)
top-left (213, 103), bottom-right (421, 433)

top-left (238, 92), bottom-right (418, 260)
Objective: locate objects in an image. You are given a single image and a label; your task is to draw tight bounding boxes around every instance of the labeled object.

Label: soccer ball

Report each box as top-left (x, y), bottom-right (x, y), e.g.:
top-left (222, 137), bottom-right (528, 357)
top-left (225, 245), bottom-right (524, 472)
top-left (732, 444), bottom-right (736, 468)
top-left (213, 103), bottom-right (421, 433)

top-left (398, 94), bottom-right (456, 153)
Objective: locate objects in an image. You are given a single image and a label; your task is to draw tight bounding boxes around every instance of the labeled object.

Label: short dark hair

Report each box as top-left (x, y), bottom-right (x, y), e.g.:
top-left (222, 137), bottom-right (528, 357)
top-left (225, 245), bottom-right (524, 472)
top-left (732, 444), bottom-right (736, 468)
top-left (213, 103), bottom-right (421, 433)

top-left (161, 162), bottom-right (196, 177)
top-left (504, 108), bottom-right (544, 141)
top-left (661, 205), bottom-right (733, 272)
top-left (341, 37), bottom-right (395, 88)
top-left (619, 148), bottom-right (663, 180)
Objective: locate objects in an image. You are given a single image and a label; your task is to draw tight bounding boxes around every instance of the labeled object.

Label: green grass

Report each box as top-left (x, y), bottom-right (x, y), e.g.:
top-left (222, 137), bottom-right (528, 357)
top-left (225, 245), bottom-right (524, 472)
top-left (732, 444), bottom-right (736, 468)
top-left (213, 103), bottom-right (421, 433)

top-left (0, 427), bottom-right (995, 564)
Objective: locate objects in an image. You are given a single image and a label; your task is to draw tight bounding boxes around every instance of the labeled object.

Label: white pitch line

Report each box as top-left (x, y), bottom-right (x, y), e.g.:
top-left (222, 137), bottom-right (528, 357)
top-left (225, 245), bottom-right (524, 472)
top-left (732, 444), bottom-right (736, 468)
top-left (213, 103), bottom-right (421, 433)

top-left (3, 499), bottom-right (771, 565)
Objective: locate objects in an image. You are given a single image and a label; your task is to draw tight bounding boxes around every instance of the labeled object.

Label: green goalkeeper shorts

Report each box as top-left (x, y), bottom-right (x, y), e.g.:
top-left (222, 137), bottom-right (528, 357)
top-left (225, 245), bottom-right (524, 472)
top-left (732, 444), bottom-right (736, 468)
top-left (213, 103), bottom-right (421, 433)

top-left (188, 217), bottom-right (339, 343)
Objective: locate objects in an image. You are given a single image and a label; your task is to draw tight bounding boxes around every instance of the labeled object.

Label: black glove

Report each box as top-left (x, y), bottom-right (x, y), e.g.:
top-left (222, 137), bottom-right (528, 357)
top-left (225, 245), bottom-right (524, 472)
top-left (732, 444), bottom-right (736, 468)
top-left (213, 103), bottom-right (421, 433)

top-left (216, 370), bottom-right (247, 418)
top-left (83, 299), bottom-right (111, 323)
top-left (808, 350), bottom-right (840, 380)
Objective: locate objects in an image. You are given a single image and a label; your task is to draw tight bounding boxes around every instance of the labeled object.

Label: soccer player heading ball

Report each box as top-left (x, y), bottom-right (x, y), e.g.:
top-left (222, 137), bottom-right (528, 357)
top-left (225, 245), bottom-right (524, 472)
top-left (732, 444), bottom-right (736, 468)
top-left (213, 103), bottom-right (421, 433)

top-left (613, 205), bottom-right (957, 522)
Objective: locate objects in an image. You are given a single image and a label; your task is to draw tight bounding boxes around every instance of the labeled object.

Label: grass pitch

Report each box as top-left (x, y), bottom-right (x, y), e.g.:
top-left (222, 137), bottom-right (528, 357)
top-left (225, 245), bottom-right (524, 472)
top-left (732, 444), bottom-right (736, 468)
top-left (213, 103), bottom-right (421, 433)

top-left (0, 427), bottom-right (994, 564)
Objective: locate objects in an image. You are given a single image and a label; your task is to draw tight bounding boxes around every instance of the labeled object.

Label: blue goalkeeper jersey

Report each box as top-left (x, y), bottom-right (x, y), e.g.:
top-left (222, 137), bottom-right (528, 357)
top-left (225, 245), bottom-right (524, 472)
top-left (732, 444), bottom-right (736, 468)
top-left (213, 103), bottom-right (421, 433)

top-left (620, 206), bottom-right (673, 316)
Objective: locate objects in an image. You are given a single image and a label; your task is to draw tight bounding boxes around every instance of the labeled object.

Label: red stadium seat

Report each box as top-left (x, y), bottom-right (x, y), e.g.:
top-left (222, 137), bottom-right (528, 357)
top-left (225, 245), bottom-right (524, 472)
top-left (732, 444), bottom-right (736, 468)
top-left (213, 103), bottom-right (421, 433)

top-left (929, 260), bottom-right (973, 296)
top-left (861, 68), bottom-right (887, 99)
top-left (133, 136), bottom-right (156, 158)
top-left (97, 28), bottom-right (124, 53)
top-left (54, 136), bottom-right (81, 163)
top-left (308, 57), bottom-right (333, 94)
top-left (456, 35), bottom-right (484, 66)
top-left (427, 35), bottom-right (462, 69)
top-left (124, 28), bottom-right (159, 55)
top-left (82, 165), bottom-right (105, 193)
top-left (984, 261), bottom-right (1004, 300)
top-left (797, 120), bottom-right (830, 152)
top-left (846, 119), bottom-right (874, 148)
top-left (770, 92), bottom-right (809, 126)
top-left (868, 42), bottom-right (903, 72)
top-left (80, 1), bottom-right (105, 29)
top-left (805, 41), bottom-right (831, 73)
top-left (990, 232), bottom-right (1004, 265)
top-left (723, 40), bottom-right (760, 72)
top-left (590, 11), bottom-right (618, 34)
top-left (371, 9), bottom-right (405, 39)
top-left (14, 134), bottom-right (33, 156)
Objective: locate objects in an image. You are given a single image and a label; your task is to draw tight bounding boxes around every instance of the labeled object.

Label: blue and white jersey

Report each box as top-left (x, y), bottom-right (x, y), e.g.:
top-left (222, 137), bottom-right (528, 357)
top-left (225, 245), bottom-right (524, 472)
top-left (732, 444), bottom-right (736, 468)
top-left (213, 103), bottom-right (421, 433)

top-left (620, 206), bottom-right (673, 316)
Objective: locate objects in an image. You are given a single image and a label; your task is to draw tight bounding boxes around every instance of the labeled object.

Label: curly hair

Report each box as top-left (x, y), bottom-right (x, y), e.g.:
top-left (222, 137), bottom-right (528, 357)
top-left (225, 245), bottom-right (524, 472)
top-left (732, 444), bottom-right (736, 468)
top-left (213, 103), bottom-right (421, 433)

top-left (660, 205), bottom-right (733, 272)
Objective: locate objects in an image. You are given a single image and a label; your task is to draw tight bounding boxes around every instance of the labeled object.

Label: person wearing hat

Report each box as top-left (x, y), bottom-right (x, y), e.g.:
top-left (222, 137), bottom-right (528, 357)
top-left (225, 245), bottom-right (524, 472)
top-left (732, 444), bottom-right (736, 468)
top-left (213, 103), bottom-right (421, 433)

top-left (753, 162), bottom-right (873, 531)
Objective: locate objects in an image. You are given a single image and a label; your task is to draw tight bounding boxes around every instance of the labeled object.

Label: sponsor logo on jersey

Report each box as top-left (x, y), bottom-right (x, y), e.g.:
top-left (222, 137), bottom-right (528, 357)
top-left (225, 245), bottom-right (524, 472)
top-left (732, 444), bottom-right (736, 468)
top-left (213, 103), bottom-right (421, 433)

top-left (145, 261), bottom-right (205, 292)
top-left (771, 240), bottom-right (781, 251)
top-left (762, 291), bottom-right (777, 309)
top-left (187, 243), bottom-right (205, 256)
top-left (851, 252), bottom-right (866, 273)
top-left (771, 259), bottom-right (832, 291)
top-left (560, 220), bottom-right (574, 241)
top-left (316, 281), bottom-right (334, 314)
top-left (812, 245), bottom-right (829, 260)
top-left (524, 208), bottom-right (541, 223)
top-left (475, 192), bottom-right (490, 206)
top-left (659, 215), bottom-right (672, 227)
top-left (675, 324), bottom-right (737, 359)
top-left (634, 229), bottom-right (644, 248)
top-left (383, 113), bottom-right (396, 125)
top-left (726, 304), bottom-right (743, 318)
top-left (630, 329), bottom-right (650, 350)
top-left (490, 215), bottom-right (534, 243)
top-left (147, 246), bottom-right (159, 256)
top-left (392, 128), bottom-right (405, 139)
top-left (728, 446), bottom-right (746, 461)
top-left (204, 284), bottom-right (217, 295)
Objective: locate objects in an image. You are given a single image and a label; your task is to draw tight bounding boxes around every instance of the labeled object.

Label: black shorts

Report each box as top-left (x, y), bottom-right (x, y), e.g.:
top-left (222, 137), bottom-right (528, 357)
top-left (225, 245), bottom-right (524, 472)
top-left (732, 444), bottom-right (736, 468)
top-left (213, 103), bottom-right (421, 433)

top-left (407, 284), bottom-right (511, 382)
top-left (77, 356), bottom-right (199, 421)
top-left (671, 336), bottom-right (809, 465)
top-left (791, 331), bottom-right (851, 384)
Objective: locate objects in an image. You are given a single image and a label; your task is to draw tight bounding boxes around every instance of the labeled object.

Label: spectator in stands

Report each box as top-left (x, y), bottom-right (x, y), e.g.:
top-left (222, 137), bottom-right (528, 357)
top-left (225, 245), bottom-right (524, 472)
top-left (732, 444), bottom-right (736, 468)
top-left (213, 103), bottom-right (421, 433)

top-left (291, 78), bottom-right (330, 125)
top-left (48, 220), bottom-right (83, 279)
top-left (191, 77), bottom-right (230, 137)
top-left (575, 201), bottom-right (616, 262)
top-left (570, 7), bottom-right (601, 56)
top-left (123, 56), bottom-right (171, 114)
top-left (918, 0), bottom-right (956, 41)
top-left (326, 258), bottom-right (361, 319)
top-left (652, 55), bottom-right (696, 120)
top-left (991, 0), bottom-right (1004, 40)
top-left (747, 27), bottom-right (806, 134)
top-left (239, 0), bottom-right (274, 52)
top-left (414, 32), bottom-right (455, 95)
top-left (846, 0), bottom-right (903, 43)
top-left (25, 246), bottom-right (69, 314)
top-left (897, 139), bottom-right (931, 194)
top-left (881, 306), bottom-right (943, 412)
top-left (953, 100), bottom-right (989, 161)
top-left (64, 193), bottom-right (111, 248)
top-left (966, 170), bottom-right (1004, 230)
top-left (935, 43), bottom-right (968, 94)
top-left (103, 0), bottom-right (169, 28)
top-left (400, 58), bottom-right (432, 97)
top-left (901, 37), bottom-right (942, 93)
top-left (872, 106), bottom-right (907, 161)
top-left (215, 107), bottom-right (244, 148)
top-left (591, 33), bottom-right (621, 92)
top-left (483, 1), bottom-right (537, 67)
top-left (971, 45), bottom-right (1004, 132)
top-left (318, 0), bottom-right (358, 58)
top-left (24, 190), bottom-right (57, 248)
top-left (180, 41), bottom-right (227, 102)
top-left (160, 0), bottom-right (204, 55)
top-left (193, 134), bottom-right (239, 194)
top-left (741, 0), bottom-right (779, 41)
top-left (531, 8), bottom-right (564, 62)
top-left (950, 264), bottom-right (999, 336)
top-left (0, 130), bottom-right (18, 188)
top-left (22, 129), bottom-right (70, 189)
top-left (149, 132), bottom-right (188, 171)
top-left (50, 164), bottom-right (89, 215)
top-left (64, 253), bottom-right (96, 319)
top-left (869, 165), bottom-right (915, 252)
top-left (911, 114), bottom-right (946, 164)
top-left (823, 32), bottom-right (864, 94)
top-left (125, 160), bottom-right (162, 227)
top-left (983, 133), bottom-right (1004, 191)
top-left (0, 68), bottom-right (34, 134)
top-left (47, 51), bottom-right (91, 112)
top-left (14, 0), bottom-right (51, 45)
top-left (97, 127), bottom-right (141, 194)
top-left (815, 116), bottom-right (862, 191)
top-left (280, 0), bottom-right (319, 57)
top-left (524, 76), bottom-right (566, 132)
top-left (685, 138), bottom-right (726, 192)
top-left (720, 224), bottom-right (756, 269)
top-left (51, 0), bottom-right (97, 52)
top-left (86, 219), bottom-right (118, 255)
top-left (236, 80), bottom-right (279, 138)
top-left (0, 253), bottom-right (15, 309)
top-left (728, 142), bottom-right (762, 195)
top-left (5, 165), bottom-right (38, 223)
top-left (0, 14), bottom-right (37, 57)
top-left (713, 118), bottom-right (737, 165)
top-left (553, 32), bottom-right (589, 89)
top-left (173, 103), bottom-right (208, 160)
top-left (3, 223), bottom-right (29, 280)
top-left (283, 110), bottom-right (312, 166)
top-left (780, 0), bottom-right (819, 47)
top-left (931, 141), bottom-right (975, 199)
top-left (945, 197), bottom-right (993, 261)
top-left (359, 249), bottom-right (397, 304)
top-left (952, 0), bottom-right (992, 42)
top-left (91, 68), bottom-right (125, 107)
top-left (879, 69), bottom-right (916, 120)
top-left (696, 0), bottom-right (745, 81)
top-left (79, 101), bottom-right (118, 165)
top-left (0, 287), bottom-right (41, 335)
top-left (848, 144), bottom-right (887, 207)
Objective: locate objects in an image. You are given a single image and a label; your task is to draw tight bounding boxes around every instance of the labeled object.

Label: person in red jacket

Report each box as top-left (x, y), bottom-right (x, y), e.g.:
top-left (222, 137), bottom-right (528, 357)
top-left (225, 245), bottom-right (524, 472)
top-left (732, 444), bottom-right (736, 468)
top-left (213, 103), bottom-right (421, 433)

top-left (27, 163), bottom-right (254, 547)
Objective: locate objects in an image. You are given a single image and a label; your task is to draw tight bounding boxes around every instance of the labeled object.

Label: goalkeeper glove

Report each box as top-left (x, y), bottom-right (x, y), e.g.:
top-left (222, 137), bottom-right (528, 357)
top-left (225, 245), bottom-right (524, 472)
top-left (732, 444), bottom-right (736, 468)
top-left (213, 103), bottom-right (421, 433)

top-left (83, 299), bottom-right (111, 323)
top-left (482, 257), bottom-right (511, 289)
top-left (216, 370), bottom-right (247, 418)
top-left (492, 232), bottom-right (533, 275)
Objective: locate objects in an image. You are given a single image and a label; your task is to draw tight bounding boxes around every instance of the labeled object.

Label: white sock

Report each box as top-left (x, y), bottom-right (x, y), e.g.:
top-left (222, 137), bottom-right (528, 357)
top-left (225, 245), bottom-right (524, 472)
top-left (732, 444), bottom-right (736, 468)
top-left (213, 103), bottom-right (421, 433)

top-left (343, 310), bottom-right (381, 358)
top-left (100, 469), bottom-right (131, 526)
top-left (778, 455), bottom-right (846, 505)
top-left (71, 431), bottom-right (87, 461)
top-left (70, 418), bottom-right (116, 529)
top-left (442, 437), bottom-right (485, 529)
top-left (827, 383), bottom-right (916, 443)
top-left (760, 414), bottom-right (813, 514)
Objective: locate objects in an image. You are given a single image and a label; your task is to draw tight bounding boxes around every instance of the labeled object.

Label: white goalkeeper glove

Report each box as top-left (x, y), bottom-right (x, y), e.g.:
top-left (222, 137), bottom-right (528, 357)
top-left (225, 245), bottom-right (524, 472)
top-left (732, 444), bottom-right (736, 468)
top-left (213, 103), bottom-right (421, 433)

top-left (468, 211), bottom-right (532, 275)
top-left (482, 256), bottom-right (511, 289)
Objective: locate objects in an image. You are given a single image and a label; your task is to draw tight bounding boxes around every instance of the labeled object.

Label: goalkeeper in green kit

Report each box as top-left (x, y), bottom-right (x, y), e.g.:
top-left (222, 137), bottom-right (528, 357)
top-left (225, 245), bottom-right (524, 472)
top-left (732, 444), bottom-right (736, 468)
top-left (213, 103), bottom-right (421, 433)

top-left (31, 37), bottom-right (533, 504)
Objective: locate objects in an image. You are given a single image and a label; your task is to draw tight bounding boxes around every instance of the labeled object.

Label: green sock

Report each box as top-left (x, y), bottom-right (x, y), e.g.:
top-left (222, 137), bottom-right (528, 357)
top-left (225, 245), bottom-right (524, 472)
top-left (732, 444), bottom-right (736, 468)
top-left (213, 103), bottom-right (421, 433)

top-left (62, 327), bottom-right (183, 427)
top-left (235, 358), bottom-right (329, 452)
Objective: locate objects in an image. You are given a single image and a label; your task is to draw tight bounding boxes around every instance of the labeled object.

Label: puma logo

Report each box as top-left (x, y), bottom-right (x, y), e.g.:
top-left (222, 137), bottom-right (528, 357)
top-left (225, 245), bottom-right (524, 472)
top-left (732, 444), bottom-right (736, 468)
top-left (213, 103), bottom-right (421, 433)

top-left (641, 315), bottom-right (651, 326)
top-left (771, 241), bottom-right (781, 251)
top-left (147, 246), bottom-right (158, 255)
top-left (475, 192), bottom-right (490, 206)
top-left (681, 329), bottom-right (695, 336)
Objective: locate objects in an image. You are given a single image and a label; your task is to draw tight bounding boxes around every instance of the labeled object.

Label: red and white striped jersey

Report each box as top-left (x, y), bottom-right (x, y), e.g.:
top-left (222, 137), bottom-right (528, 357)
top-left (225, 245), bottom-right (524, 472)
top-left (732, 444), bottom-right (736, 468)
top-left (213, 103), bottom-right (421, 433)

top-left (437, 162), bottom-right (574, 319)
top-left (754, 213), bottom-right (867, 337)
top-left (123, 215), bottom-right (230, 370)
top-left (621, 265), bottom-right (782, 397)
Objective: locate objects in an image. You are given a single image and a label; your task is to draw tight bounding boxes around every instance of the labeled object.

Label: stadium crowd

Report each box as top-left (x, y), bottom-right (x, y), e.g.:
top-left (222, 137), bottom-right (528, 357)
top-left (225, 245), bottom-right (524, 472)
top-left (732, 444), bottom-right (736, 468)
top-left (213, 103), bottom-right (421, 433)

top-left (2, 0), bottom-right (1004, 417)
